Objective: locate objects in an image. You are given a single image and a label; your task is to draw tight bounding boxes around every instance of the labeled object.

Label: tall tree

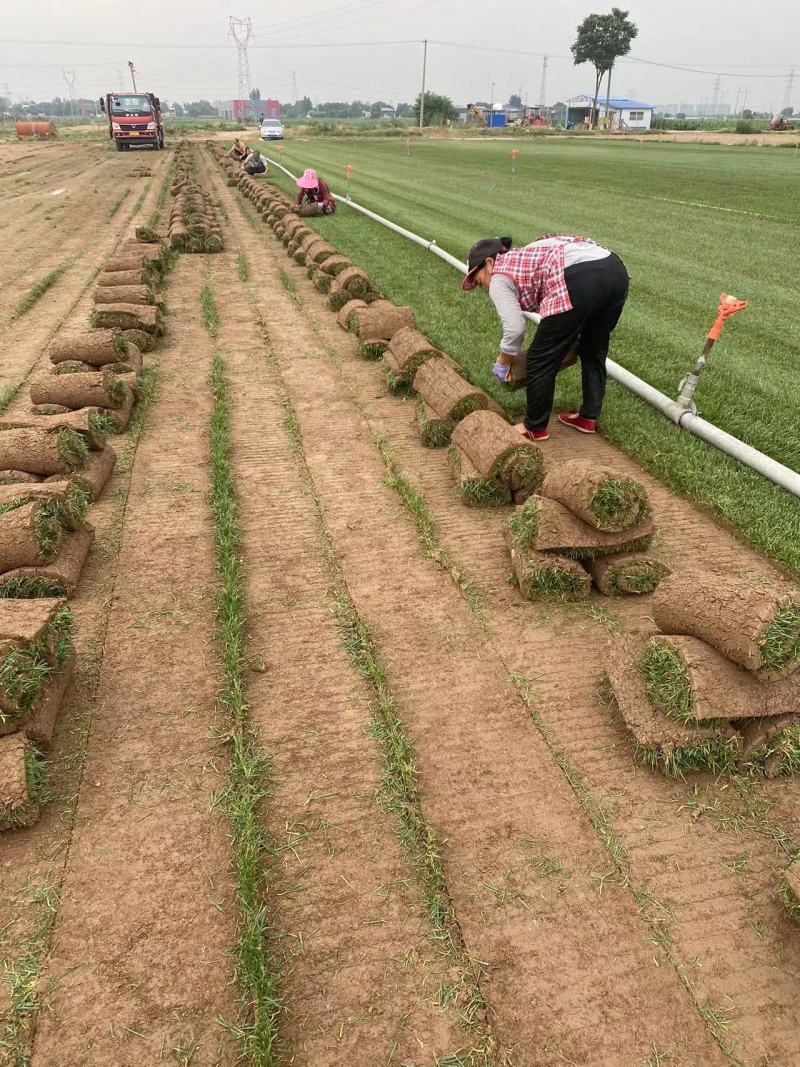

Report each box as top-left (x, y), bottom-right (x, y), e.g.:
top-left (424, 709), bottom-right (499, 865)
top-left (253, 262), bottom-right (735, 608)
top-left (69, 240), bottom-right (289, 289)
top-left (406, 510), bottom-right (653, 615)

top-left (413, 91), bottom-right (458, 125)
top-left (249, 87), bottom-right (261, 101)
top-left (571, 8), bottom-right (638, 127)
top-left (508, 93), bottom-right (522, 109)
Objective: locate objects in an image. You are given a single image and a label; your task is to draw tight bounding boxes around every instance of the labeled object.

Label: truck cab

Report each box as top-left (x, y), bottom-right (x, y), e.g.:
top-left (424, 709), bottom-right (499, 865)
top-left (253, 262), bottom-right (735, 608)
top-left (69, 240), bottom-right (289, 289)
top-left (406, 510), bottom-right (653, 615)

top-left (101, 93), bottom-right (164, 150)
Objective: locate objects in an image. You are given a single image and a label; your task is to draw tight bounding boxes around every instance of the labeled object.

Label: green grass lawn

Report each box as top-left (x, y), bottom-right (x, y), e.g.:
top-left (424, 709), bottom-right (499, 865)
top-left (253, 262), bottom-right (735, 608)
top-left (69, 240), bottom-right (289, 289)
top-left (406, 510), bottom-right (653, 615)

top-left (255, 136), bottom-right (800, 574)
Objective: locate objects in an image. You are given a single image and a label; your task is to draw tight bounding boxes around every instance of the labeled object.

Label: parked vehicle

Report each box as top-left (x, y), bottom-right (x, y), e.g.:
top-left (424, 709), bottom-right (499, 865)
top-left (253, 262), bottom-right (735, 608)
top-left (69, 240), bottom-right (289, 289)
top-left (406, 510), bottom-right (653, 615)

top-left (260, 118), bottom-right (284, 140)
top-left (100, 92), bottom-right (164, 151)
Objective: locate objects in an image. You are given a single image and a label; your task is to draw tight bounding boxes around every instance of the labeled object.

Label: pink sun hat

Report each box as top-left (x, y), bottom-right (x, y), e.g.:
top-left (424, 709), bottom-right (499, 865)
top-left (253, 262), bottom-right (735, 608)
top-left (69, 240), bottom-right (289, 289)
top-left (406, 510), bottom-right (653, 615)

top-left (296, 168), bottom-right (319, 189)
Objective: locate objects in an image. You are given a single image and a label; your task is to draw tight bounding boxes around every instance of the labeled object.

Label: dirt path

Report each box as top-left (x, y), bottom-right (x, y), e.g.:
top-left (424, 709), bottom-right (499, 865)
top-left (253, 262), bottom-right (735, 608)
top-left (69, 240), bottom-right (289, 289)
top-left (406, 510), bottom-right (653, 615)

top-left (206, 156), bottom-right (729, 1064)
top-left (204, 251), bottom-right (466, 1063)
top-left (26, 256), bottom-right (240, 1066)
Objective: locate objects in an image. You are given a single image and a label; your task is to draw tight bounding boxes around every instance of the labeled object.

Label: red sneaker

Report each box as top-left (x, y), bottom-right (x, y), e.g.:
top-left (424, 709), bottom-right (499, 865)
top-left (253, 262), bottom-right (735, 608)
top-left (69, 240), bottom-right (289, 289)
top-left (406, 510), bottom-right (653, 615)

top-left (523, 429), bottom-right (550, 442)
top-left (558, 412), bottom-right (596, 434)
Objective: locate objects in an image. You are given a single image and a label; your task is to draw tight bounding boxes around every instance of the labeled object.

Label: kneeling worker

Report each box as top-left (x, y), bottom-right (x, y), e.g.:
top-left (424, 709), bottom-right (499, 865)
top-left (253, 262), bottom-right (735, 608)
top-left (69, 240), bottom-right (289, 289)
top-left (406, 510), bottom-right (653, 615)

top-left (229, 138), bottom-right (249, 162)
top-left (243, 149), bottom-right (267, 176)
top-left (461, 234), bottom-right (629, 441)
top-left (295, 169), bottom-right (336, 216)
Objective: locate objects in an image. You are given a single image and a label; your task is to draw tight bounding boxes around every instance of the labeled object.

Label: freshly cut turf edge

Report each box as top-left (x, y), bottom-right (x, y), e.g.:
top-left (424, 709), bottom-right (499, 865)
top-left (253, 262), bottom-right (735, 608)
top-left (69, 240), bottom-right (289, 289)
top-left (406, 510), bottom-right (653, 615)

top-left (201, 282), bottom-right (282, 1064)
top-left (638, 642), bottom-right (695, 724)
top-left (590, 477), bottom-right (649, 531)
top-left (0, 608), bottom-right (75, 726)
top-left (759, 605), bottom-right (800, 676)
top-left (741, 720), bottom-right (800, 778)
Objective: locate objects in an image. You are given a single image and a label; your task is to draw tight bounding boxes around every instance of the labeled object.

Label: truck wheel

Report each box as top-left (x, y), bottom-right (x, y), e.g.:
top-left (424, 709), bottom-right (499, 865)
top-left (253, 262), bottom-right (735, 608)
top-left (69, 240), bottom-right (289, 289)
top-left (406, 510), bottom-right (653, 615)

top-left (115, 141), bottom-right (125, 152)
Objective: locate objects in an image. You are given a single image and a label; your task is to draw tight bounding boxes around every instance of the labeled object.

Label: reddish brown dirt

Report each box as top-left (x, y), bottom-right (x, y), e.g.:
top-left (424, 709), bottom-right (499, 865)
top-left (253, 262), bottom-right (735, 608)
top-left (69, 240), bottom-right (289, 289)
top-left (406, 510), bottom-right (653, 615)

top-left (207, 159), bottom-right (728, 1064)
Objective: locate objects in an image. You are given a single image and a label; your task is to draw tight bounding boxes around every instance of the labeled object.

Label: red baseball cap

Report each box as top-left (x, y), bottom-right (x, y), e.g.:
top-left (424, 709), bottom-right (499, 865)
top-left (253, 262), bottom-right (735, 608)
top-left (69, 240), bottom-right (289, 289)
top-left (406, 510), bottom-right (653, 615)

top-left (461, 237), bottom-right (512, 291)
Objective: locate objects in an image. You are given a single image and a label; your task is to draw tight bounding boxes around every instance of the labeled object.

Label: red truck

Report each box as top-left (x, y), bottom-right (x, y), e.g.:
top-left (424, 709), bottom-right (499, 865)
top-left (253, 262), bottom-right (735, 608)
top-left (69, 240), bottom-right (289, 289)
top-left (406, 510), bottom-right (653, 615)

top-left (100, 92), bottom-right (165, 151)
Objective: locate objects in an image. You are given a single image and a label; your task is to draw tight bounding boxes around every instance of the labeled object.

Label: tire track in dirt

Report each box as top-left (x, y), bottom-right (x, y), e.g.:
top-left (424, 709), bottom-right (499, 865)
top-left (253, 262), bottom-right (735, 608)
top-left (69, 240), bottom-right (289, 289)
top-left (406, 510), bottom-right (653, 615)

top-left (205, 252), bottom-right (466, 1063)
top-left (27, 257), bottom-right (240, 1067)
top-left (0, 149), bottom-right (169, 408)
top-left (294, 272), bottom-right (800, 1062)
top-left (209, 162), bottom-right (728, 1065)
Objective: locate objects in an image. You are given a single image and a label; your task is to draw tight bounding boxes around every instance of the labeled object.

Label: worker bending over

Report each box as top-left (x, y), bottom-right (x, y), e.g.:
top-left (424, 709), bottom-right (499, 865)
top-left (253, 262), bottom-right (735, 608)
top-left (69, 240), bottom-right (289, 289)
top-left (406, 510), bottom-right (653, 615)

top-left (295, 169), bottom-right (336, 216)
top-left (462, 234), bottom-right (629, 441)
top-left (229, 138), bottom-right (249, 162)
top-left (243, 149), bottom-right (267, 176)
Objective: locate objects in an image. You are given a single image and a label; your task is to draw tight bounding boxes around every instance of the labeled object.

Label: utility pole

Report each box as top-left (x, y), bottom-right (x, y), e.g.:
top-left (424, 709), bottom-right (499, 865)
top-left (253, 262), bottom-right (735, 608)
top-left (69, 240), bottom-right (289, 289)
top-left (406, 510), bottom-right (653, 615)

top-left (539, 55), bottom-right (548, 112)
top-left (291, 70), bottom-right (297, 105)
top-left (710, 74), bottom-right (721, 117)
top-left (229, 17), bottom-right (254, 105)
top-left (63, 69), bottom-right (77, 117)
top-left (490, 81), bottom-right (495, 113)
top-left (419, 38), bottom-right (427, 131)
top-left (604, 66), bottom-right (613, 128)
top-left (128, 60), bottom-right (137, 92)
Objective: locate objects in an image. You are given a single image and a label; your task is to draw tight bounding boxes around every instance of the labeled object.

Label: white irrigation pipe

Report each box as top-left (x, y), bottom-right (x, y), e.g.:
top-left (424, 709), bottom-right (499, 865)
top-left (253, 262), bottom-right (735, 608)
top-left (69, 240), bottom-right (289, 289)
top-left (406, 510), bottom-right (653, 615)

top-left (265, 155), bottom-right (800, 499)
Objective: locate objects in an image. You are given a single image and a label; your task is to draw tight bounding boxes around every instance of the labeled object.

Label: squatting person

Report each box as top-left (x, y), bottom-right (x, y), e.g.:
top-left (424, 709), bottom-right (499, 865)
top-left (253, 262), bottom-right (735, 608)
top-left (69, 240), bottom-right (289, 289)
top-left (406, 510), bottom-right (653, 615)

top-left (242, 149), bottom-right (267, 176)
top-left (229, 138), bottom-right (249, 162)
top-left (295, 168), bottom-right (337, 216)
top-left (461, 234), bottom-right (630, 441)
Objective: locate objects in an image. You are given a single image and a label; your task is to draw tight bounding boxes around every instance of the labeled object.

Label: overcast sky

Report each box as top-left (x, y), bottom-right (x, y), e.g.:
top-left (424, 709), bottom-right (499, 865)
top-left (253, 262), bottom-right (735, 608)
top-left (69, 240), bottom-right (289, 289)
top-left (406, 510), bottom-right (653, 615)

top-left (2, 0), bottom-right (796, 112)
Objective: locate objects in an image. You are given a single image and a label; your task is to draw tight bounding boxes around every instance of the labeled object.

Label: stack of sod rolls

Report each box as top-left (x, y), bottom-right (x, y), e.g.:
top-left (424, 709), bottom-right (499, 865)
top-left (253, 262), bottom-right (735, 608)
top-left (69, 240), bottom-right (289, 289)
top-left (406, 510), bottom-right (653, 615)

top-left (167, 142), bottom-right (224, 253)
top-left (413, 356), bottom-right (495, 447)
top-left (340, 299), bottom-right (415, 361)
top-left (505, 460), bottom-right (658, 602)
top-left (449, 410), bottom-right (546, 509)
top-left (0, 598), bottom-right (75, 830)
top-left (91, 239), bottom-right (166, 334)
top-left (604, 570), bottom-right (800, 777)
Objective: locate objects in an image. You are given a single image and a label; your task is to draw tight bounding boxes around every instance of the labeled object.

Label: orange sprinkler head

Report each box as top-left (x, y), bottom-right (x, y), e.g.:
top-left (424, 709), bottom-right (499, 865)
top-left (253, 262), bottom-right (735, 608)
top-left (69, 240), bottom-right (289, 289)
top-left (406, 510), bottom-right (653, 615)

top-left (511, 148), bottom-right (519, 160)
top-left (278, 144), bottom-right (284, 155)
top-left (346, 164), bottom-right (352, 179)
top-left (708, 293), bottom-right (748, 341)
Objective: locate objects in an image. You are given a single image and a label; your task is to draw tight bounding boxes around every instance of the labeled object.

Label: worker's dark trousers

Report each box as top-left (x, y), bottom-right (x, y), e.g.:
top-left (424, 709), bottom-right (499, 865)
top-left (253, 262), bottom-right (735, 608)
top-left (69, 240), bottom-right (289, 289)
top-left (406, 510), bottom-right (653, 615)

top-left (524, 253), bottom-right (629, 432)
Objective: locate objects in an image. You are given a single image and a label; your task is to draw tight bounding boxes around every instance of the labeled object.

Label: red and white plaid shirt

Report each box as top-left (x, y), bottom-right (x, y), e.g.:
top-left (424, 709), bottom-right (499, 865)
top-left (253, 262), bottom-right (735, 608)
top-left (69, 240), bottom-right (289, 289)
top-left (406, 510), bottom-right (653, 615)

top-left (492, 235), bottom-right (602, 318)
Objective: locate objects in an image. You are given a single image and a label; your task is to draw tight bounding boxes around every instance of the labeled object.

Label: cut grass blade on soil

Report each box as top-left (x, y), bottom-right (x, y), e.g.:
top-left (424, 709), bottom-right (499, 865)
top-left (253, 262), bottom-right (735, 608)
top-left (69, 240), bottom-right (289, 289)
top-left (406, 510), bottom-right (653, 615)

top-left (107, 188), bottom-right (131, 220)
top-left (759, 605), bottom-right (800, 676)
top-left (202, 281), bottom-right (281, 1064)
top-left (12, 264), bottom-right (70, 320)
top-left (639, 642), bottom-right (695, 724)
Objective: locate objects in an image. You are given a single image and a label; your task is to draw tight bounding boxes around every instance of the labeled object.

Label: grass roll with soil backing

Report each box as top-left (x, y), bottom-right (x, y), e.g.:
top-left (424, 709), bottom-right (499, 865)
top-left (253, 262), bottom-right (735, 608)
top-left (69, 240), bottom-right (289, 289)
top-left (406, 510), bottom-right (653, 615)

top-left (588, 552), bottom-right (670, 595)
top-left (447, 444), bottom-right (510, 507)
top-left (417, 400), bottom-right (453, 447)
top-left (413, 355), bottom-right (490, 427)
top-left (48, 329), bottom-right (133, 367)
top-left (30, 371), bottom-right (128, 412)
top-left (542, 460), bottom-right (650, 531)
top-left (738, 715), bottom-right (800, 778)
top-left (0, 734), bottom-right (46, 830)
top-left (0, 409), bottom-right (112, 450)
top-left (91, 303), bottom-right (164, 336)
top-left (452, 410), bottom-right (545, 503)
top-left (0, 526), bottom-right (94, 598)
top-left (0, 481), bottom-right (90, 532)
top-left (0, 500), bottom-right (63, 571)
top-left (605, 634), bottom-right (742, 777)
top-left (653, 570), bottom-right (800, 679)
top-left (505, 526), bottom-right (591, 602)
top-left (0, 428), bottom-right (88, 477)
top-left (385, 326), bottom-right (440, 388)
top-left (508, 495), bottom-right (655, 558)
top-left (345, 300), bottom-right (414, 340)
top-left (92, 284), bottom-right (154, 306)
top-left (0, 602), bottom-right (73, 730)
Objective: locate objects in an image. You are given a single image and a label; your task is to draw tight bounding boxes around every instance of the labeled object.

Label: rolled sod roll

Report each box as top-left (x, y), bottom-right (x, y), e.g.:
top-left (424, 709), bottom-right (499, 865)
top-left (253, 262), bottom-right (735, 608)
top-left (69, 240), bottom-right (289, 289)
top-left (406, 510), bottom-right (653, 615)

top-left (119, 240), bottom-right (162, 262)
top-left (604, 634), bottom-right (741, 778)
top-left (0, 481), bottom-right (89, 532)
top-left (93, 284), bottom-right (154, 306)
top-left (448, 444), bottom-right (511, 507)
top-left (542, 460), bottom-right (650, 532)
top-left (359, 338), bottom-right (389, 361)
top-left (170, 225), bottom-right (188, 251)
top-left (588, 553), bottom-right (670, 596)
top-left (0, 428), bottom-right (88, 477)
top-left (0, 734), bottom-right (43, 831)
top-left (0, 410), bottom-right (111, 450)
top-left (91, 303), bottom-right (164, 335)
top-left (98, 388), bottom-right (136, 433)
top-left (452, 411), bottom-right (545, 500)
top-left (652, 570), bottom-right (800, 679)
top-left (96, 269), bottom-right (154, 288)
top-left (69, 444), bottom-right (115, 500)
top-left (104, 342), bottom-right (142, 377)
top-left (204, 234), bottom-right (223, 253)
top-left (53, 361), bottom-right (94, 375)
top-left (120, 328), bottom-right (155, 353)
top-left (105, 254), bottom-right (160, 275)
top-left (134, 224), bottom-right (159, 243)
top-left (48, 329), bottom-right (129, 367)
top-left (413, 356), bottom-right (489, 425)
top-left (337, 300), bottom-right (367, 330)
top-left (346, 301), bottom-right (415, 340)
top-left (0, 501), bottom-right (62, 571)
top-left (0, 601), bottom-right (74, 729)
top-left (311, 270), bottom-right (333, 294)
top-left (334, 266), bottom-right (378, 300)
top-left (0, 525), bottom-right (94, 599)
top-left (783, 861), bottom-right (800, 921)
top-left (30, 371), bottom-right (128, 412)
top-left (507, 496), bottom-right (655, 559)
top-left (417, 400), bottom-right (453, 448)
top-left (387, 327), bottom-right (440, 386)
top-left (737, 714), bottom-right (800, 778)
top-left (319, 255), bottom-right (352, 278)
top-left (0, 472), bottom-right (42, 485)
top-left (504, 526), bottom-right (590, 602)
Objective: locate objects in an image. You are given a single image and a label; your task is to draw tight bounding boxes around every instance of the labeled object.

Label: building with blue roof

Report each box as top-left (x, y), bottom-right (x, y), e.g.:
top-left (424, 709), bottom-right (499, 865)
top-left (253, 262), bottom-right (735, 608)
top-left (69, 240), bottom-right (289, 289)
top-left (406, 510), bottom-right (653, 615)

top-left (567, 94), bottom-right (654, 130)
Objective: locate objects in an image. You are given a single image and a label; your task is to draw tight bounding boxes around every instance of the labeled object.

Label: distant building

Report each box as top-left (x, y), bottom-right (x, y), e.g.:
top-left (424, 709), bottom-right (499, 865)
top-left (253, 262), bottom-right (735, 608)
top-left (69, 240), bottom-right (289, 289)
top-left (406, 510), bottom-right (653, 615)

top-left (216, 98), bottom-right (280, 122)
top-left (567, 95), bottom-right (654, 130)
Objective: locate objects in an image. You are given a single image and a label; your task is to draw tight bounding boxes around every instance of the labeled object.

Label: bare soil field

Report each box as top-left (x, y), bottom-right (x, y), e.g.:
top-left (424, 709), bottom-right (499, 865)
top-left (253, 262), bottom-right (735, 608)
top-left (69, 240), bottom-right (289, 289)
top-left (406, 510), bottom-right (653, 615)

top-left (1, 137), bottom-right (799, 1067)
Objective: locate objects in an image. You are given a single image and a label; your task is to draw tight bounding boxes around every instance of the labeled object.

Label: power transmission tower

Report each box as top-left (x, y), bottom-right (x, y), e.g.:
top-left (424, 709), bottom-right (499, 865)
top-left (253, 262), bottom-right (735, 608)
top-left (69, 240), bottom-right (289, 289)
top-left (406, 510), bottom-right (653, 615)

top-left (63, 70), bottom-right (77, 117)
top-left (710, 74), bottom-right (721, 116)
top-left (229, 17), bottom-right (254, 103)
top-left (291, 70), bottom-right (297, 105)
top-left (539, 55), bottom-right (548, 109)
top-left (782, 68), bottom-right (795, 114)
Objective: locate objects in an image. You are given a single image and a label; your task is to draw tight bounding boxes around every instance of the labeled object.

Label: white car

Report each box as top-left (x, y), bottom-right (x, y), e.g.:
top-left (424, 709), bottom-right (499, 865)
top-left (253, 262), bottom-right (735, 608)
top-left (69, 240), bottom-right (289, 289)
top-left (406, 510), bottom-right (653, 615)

top-left (260, 118), bottom-right (284, 140)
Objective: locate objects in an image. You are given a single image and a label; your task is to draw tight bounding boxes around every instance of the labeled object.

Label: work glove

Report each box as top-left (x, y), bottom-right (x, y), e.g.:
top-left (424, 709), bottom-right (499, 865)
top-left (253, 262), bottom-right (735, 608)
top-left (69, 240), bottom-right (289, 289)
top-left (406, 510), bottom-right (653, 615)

top-left (492, 359), bottom-right (511, 383)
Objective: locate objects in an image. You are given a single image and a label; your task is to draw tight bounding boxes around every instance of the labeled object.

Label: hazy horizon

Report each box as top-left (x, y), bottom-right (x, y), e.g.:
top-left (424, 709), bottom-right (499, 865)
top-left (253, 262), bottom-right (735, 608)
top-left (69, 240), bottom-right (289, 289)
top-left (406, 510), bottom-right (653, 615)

top-left (2, 0), bottom-right (796, 114)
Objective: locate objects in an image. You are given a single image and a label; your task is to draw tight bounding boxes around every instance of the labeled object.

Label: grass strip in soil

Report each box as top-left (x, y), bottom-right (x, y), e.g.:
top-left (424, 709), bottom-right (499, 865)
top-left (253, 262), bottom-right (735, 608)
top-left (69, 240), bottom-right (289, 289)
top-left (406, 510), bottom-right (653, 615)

top-left (201, 281), bottom-right (281, 1065)
top-left (11, 264), bottom-right (70, 321)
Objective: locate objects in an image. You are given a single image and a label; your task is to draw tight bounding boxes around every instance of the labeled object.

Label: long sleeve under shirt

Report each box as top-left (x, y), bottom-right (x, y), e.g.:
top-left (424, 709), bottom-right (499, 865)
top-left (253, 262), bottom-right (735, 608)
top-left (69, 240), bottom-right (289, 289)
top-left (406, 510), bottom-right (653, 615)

top-left (490, 239), bottom-right (610, 356)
